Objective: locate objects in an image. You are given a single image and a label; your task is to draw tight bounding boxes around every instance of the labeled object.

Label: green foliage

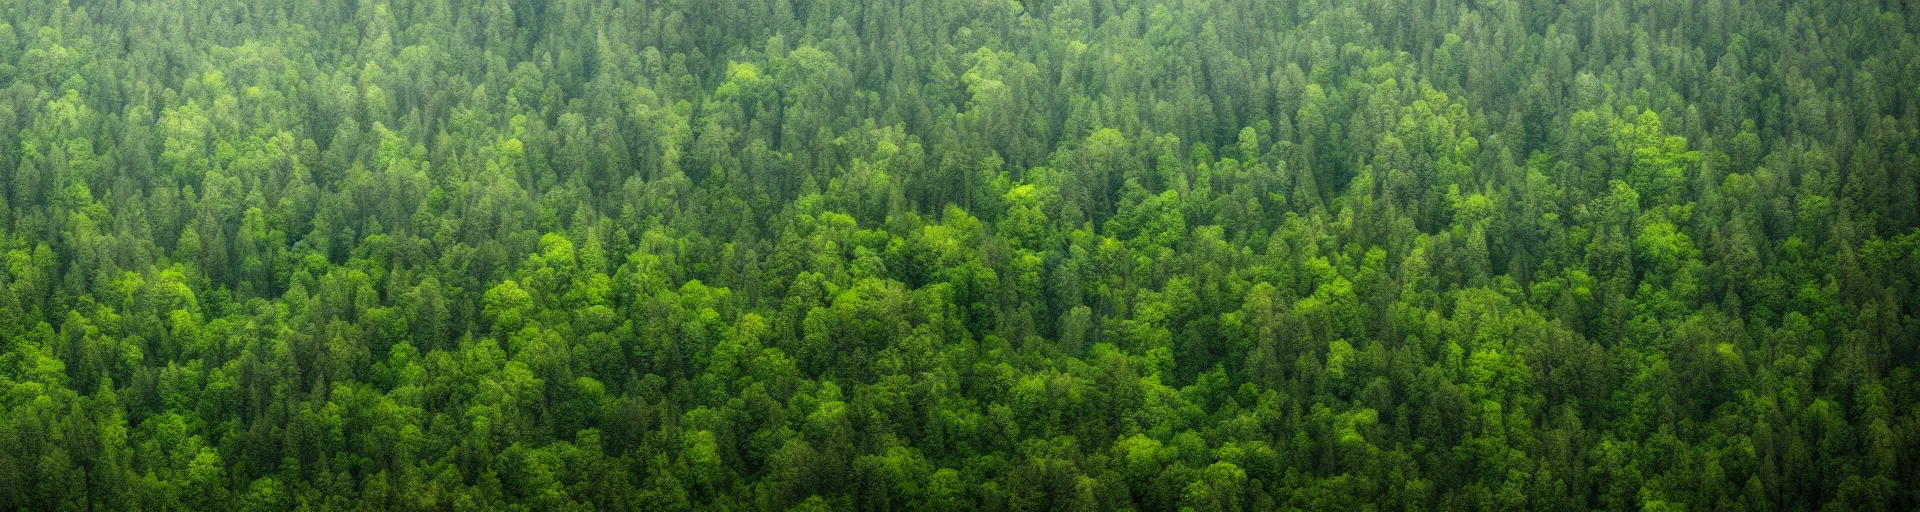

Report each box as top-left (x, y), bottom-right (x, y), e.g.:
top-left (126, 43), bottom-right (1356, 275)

top-left (0, 0), bottom-right (1917, 510)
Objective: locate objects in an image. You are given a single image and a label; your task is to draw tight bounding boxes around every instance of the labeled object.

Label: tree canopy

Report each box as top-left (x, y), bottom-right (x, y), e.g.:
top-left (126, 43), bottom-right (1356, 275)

top-left (0, 0), bottom-right (1918, 510)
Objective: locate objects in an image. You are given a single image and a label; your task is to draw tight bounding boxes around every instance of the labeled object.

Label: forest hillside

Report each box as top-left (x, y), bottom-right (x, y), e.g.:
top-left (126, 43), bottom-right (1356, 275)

top-left (1, 0), bottom-right (1918, 510)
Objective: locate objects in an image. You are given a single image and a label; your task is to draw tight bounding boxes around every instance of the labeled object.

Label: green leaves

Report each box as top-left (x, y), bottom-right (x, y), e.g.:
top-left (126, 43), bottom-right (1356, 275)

top-left (483, 280), bottom-right (534, 334)
top-left (0, 0), bottom-right (1913, 510)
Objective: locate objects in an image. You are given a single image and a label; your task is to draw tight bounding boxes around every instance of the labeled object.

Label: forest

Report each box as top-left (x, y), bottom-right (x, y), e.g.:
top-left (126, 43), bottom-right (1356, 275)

top-left (0, 0), bottom-right (1917, 509)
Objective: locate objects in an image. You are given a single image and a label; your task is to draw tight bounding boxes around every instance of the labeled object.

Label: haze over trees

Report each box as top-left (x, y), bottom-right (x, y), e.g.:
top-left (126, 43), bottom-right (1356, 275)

top-left (0, 0), bottom-right (1918, 510)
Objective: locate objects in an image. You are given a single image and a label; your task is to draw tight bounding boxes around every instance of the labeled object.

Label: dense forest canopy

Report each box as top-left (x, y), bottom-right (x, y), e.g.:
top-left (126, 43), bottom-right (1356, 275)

top-left (0, 0), bottom-right (1917, 509)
